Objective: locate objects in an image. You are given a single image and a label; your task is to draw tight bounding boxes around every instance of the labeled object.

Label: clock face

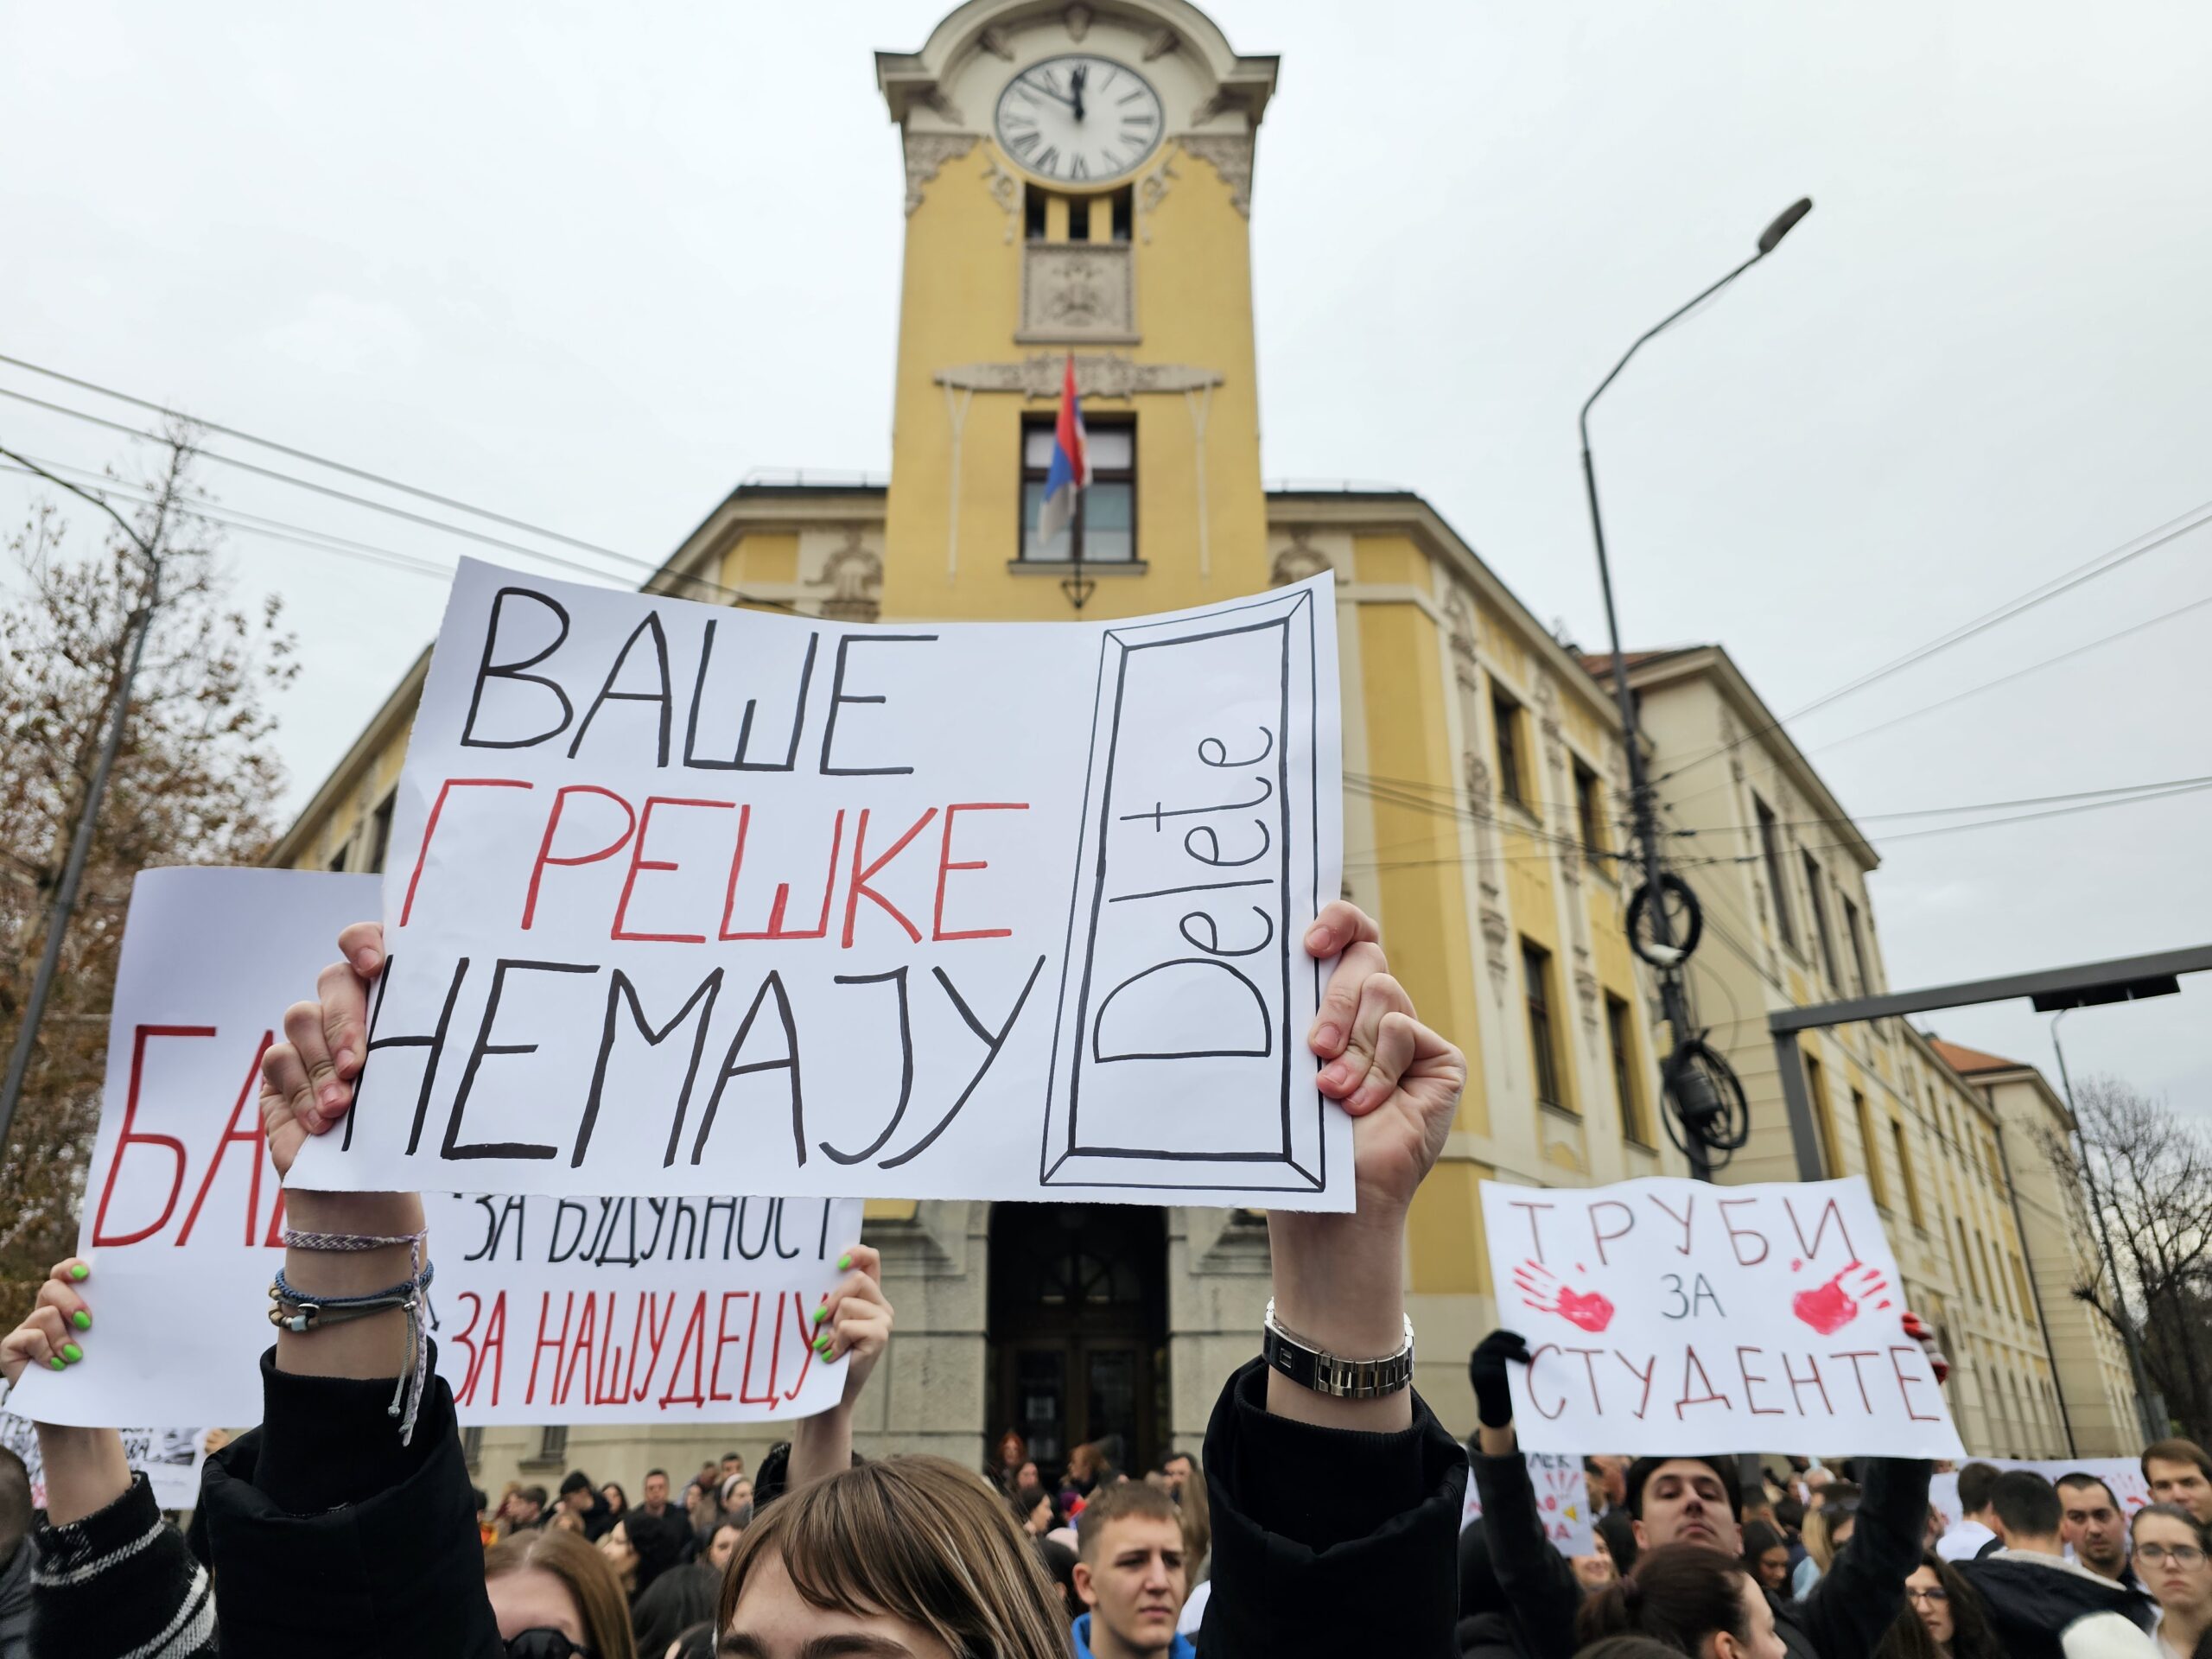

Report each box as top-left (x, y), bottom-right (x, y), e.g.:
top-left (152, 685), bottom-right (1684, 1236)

top-left (994, 54), bottom-right (1163, 185)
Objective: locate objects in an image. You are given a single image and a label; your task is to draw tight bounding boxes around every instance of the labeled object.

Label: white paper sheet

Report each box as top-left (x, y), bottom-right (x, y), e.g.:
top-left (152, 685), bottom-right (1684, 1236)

top-left (7, 868), bottom-right (856, 1428)
top-left (1480, 1175), bottom-right (1966, 1459)
top-left (1459, 1449), bottom-right (1598, 1555)
top-left (289, 560), bottom-right (1347, 1208)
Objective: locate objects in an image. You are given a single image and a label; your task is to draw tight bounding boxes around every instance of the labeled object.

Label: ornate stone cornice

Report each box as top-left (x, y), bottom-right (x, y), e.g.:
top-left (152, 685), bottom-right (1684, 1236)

top-left (903, 131), bottom-right (977, 216)
top-left (1178, 133), bottom-right (1253, 216)
top-left (935, 353), bottom-right (1224, 397)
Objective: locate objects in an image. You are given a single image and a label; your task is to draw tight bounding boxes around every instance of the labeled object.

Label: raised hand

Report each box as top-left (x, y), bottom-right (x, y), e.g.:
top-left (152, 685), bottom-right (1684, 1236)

top-left (257, 919), bottom-right (384, 1178)
top-left (1303, 899), bottom-right (1467, 1223)
top-left (0, 1258), bottom-right (96, 1383)
top-left (810, 1243), bottom-right (893, 1409)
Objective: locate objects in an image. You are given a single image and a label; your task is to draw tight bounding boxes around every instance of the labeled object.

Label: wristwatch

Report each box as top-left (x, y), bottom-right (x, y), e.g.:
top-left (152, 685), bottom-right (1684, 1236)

top-left (1262, 1298), bottom-right (1416, 1399)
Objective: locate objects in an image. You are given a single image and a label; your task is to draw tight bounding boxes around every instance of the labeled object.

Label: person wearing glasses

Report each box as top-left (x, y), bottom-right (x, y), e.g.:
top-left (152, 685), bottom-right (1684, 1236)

top-left (1877, 1553), bottom-right (2003, 1659)
top-left (2131, 1504), bottom-right (2212, 1659)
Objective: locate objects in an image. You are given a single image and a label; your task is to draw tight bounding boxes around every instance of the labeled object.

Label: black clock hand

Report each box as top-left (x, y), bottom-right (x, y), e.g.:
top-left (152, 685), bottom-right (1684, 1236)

top-left (1070, 64), bottom-right (1086, 121)
top-left (1019, 73), bottom-right (1077, 110)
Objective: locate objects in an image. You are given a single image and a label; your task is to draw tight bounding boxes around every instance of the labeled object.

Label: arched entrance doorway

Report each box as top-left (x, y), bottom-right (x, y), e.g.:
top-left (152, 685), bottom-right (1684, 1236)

top-left (987, 1204), bottom-right (1167, 1484)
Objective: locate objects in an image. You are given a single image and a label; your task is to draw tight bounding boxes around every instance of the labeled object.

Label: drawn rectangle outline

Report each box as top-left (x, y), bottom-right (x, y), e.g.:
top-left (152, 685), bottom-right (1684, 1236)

top-left (1039, 587), bottom-right (1324, 1192)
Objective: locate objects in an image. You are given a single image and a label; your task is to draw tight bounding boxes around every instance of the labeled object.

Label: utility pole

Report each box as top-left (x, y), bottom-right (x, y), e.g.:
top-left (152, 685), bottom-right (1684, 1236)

top-left (1580, 198), bottom-right (1811, 1184)
top-left (2050, 1008), bottom-right (2164, 1443)
top-left (0, 445), bottom-right (176, 1154)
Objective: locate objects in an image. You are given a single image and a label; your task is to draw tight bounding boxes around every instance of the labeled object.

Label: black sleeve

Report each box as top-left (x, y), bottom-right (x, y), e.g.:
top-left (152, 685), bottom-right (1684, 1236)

top-left (30, 1472), bottom-right (216, 1659)
top-left (1196, 1357), bottom-right (1464, 1658)
top-left (194, 1344), bottom-right (501, 1659)
top-left (1786, 1458), bottom-right (1930, 1659)
top-left (1468, 1446), bottom-right (1583, 1657)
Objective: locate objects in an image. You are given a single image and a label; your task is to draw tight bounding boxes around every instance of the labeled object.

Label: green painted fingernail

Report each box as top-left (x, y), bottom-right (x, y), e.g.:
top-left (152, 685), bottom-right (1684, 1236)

top-left (72, 1310), bottom-right (91, 1330)
top-left (814, 1336), bottom-right (831, 1355)
top-left (69, 1264), bottom-right (88, 1281)
top-left (811, 1306), bottom-right (828, 1324)
top-left (61, 1343), bottom-right (81, 1363)
top-left (837, 1254), bottom-right (852, 1270)
top-left (47, 1357), bottom-right (64, 1370)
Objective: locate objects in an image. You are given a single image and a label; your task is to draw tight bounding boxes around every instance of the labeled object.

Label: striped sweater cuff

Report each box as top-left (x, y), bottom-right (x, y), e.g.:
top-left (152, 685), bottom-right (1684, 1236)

top-left (33, 1472), bottom-right (216, 1659)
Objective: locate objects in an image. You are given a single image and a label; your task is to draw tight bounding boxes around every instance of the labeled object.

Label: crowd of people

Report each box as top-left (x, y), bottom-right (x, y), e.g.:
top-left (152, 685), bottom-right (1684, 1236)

top-left (0, 901), bottom-right (2205, 1657)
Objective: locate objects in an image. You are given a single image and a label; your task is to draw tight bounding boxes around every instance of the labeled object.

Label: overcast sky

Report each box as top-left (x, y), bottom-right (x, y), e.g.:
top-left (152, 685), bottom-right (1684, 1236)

top-left (3, 1), bottom-right (2205, 1113)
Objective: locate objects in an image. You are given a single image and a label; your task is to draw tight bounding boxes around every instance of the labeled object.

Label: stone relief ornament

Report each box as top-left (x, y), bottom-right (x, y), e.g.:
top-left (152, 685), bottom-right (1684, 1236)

top-left (1020, 243), bottom-right (1135, 340)
top-left (1480, 905), bottom-right (1511, 1005)
top-left (978, 23), bottom-right (1015, 60)
top-left (1443, 586), bottom-right (1478, 690)
top-left (1177, 134), bottom-right (1252, 216)
top-left (981, 153), bottom-right (1021, 241)
top-left (1136, 151), bottom-right (1179, 242)
top-left (1142, 27), bottom-right (1179, 60)
top-left (810, 530), bottom-right (882, 625)
top-left (903, 131), bottom-right (978, 216)
top-left (1268, 527), bottom-right (1330, 588)
top-left (935, 353), bottom-right (1223, 398)
top-left (1065, 3), bottom-right (1093, 41)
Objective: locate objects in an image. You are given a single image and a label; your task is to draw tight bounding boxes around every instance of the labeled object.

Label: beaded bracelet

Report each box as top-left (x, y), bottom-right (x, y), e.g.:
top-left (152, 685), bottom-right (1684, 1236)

top-left (275, 1230), bottom-right (435, 1445)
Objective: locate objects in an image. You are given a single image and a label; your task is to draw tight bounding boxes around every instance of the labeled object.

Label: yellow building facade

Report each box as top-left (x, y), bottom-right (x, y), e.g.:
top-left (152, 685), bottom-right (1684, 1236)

top-left (275, 0), bottom-right (1687, 1493)
top-left (1618, 646), bottom-right (2140, 1456)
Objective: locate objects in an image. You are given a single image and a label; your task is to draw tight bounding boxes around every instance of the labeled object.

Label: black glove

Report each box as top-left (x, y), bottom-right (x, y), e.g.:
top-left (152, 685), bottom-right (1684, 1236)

top-left (1468, 1329), bottom-right (1532, 1430)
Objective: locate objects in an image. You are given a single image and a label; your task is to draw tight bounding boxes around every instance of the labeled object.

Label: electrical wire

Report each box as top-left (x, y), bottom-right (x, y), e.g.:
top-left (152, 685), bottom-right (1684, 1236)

top-left (1687, 772), bottom-right (2212, 835)
top-left (0, 380), bottom-right (762, 606)
top-left (0, 456), bottom-right (454, 582)
top-left (1649, 496), bottom-right (2212, 789)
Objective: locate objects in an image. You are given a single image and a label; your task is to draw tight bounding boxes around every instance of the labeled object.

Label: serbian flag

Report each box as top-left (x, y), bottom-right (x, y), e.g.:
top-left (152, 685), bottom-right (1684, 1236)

top-left (1036, 353), bottom-right (1090, 550)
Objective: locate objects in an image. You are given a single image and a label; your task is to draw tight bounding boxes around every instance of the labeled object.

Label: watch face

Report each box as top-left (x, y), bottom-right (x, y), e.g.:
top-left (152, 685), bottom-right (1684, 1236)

top-left (994, 54), bottom-right (1163, 184)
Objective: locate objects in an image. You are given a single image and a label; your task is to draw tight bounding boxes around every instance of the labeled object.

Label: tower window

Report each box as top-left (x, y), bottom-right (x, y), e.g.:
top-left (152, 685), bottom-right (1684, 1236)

top-left (1024, 184), bottom-right (1047, 241)
top-left (1067, 194), bottom-right (1090, 241)
top-left (1020, 417), bottom-right (1135, 563)
top-left (1110, 186), bottom-right (1132, 242)
top-left (1492, 692), bottom-right (1528, 809)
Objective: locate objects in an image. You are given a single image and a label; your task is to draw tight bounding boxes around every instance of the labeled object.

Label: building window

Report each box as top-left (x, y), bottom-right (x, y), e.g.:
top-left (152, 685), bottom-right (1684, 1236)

top-left (1020, 418), bottom-right (1135, 563)
top-left (1493, 693), bottom-right (1529, 810)
top-left (1842, 896), bottom-right (1872, 994)
top-left (536, 1425), bottom-right (569, 1465)
top-left (1522, 941), bottom-right (1567, 1111)
top-left (1804, 1052), bottom-right (1837, 1175)
top-left (368, 791), bottom-right (397, 875)
top-left (1891, 1118), bottom-right (1925, 1230)
top-left (1957, 1220), bottom-right (1983, 1300)
top-left (1109, 185), bottom-right (1133, 241)
top-left (1067, 194), bottom-right (1091, 240)
top-left (461, 1425), bottom-right (484, 1468)
top-left (1802, 850), bottom-right (1840, 987)
top-left (1606, 993), bottom-right (1647, 1146)
top-left (1853, 1090), bottom-right (1888, 1209)
top-left (1024, 184), bottom-right (1048, 240)
top-left (2012, 1254), bottom-right (2034, 1317)
top-left (1573, 760), bottom-right (1605, 858)
top-left (1756, 798), bottom-right (1795, 947)
top-left (327, 840), bottom-right (352, 874)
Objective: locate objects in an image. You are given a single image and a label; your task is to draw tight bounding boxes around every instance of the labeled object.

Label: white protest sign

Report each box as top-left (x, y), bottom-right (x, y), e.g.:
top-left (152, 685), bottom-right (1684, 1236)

top-left (0, 1416), bottom-right (205, 1512)
top-left (1479, 1176), bottom-right (1965, 1459)
top-left (1459, 1450), bottom-right (1597, 1555)
top-left (7, 867), bottom-right (858, 1429)
top-left (288, 559), bottom-right (1346, 1210)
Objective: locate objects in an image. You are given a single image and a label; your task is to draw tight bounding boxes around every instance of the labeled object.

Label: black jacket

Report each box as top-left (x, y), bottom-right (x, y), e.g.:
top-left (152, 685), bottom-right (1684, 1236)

top-left (1197, 1358), bottom-right (1465, 1656)
top-left (1955, 1550), bottom-right (2158, 1659)
top-left (31, 1344), bottom-right (499, 1659)
top-left (1468, 1446), bottom-right (1929, 1659)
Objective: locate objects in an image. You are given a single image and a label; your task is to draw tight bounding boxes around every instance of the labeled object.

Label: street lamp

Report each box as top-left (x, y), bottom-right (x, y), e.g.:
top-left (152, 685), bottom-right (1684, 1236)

top-left (1580, 198), bottom-right (1813, 1179)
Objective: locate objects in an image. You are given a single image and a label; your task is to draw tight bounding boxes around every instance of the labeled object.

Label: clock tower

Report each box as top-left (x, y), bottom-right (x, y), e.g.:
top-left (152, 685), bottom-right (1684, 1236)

top-left (876, 0), bottom-right (1277, 618)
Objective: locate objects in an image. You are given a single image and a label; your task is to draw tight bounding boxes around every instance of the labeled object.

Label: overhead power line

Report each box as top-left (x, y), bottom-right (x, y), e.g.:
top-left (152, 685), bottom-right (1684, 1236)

top-left (1685, 772), bottom-right (2212, 835)
top-left (1649, 495), bottom-right (2212, 787)
top-left (0, 372), bottom-right (766, 607)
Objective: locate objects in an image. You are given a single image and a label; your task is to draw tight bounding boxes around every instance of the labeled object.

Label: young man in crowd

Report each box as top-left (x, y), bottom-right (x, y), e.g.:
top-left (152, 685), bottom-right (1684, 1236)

top-left (2145, 1439), bottom-right (2212, 1526)
top-left (1149, 1450), bottom-right (1195, 1500)
top-left (556, 1471), bottom-right (613, 1541)
top-left (506, 1485), bottom-right (549, 1532)
top-left (2057, 1471), bottom-right (2138, 1588)
top-left (625, 1467), bottom-right (694, 1594)
top-left (1957, 1468), bottom-right (2158, 1657)
top-left (1072, 1480), bottom-right (1192, 1659)
top-left (720, 1451), bottom-right (745, 1485)
top-left (1463, 1328), bottom-right (1931, 1659)
top-left (1938, 1460), bottom-right (2004, 1561)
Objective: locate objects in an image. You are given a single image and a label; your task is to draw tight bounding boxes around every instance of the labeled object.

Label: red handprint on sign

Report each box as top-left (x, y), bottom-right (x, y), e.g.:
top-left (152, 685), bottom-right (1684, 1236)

top-left (1790, 1261), bottom-right (1890, 1335)
top-left (1513, 1261), bottom-right (1616, 1332)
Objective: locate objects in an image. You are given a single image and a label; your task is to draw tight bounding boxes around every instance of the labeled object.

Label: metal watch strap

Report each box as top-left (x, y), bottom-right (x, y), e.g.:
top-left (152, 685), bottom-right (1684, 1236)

top-left (1262, 1299), bottom-right (1415, 1399)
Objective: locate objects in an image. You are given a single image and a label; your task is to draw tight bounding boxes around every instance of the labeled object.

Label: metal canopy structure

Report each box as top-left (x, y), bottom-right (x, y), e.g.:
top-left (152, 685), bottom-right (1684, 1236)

top-left (1770, 942), bottom-right (2212, 1179)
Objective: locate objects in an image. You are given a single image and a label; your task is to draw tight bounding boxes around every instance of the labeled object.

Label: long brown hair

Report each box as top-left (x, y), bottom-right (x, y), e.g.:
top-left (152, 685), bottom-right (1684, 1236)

top-left (485, 1525), bottom-right (639, 1659)
top-left (718, 1455), bottom-right (1071, 1659)
top-left (1576, 1543), bottom-right (1753, 1650)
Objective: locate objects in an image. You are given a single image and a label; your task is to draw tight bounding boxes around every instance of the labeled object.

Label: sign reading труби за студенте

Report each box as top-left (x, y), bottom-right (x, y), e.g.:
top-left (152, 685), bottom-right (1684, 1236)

top-left (289, 559), bottom-right (1346, 1209)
